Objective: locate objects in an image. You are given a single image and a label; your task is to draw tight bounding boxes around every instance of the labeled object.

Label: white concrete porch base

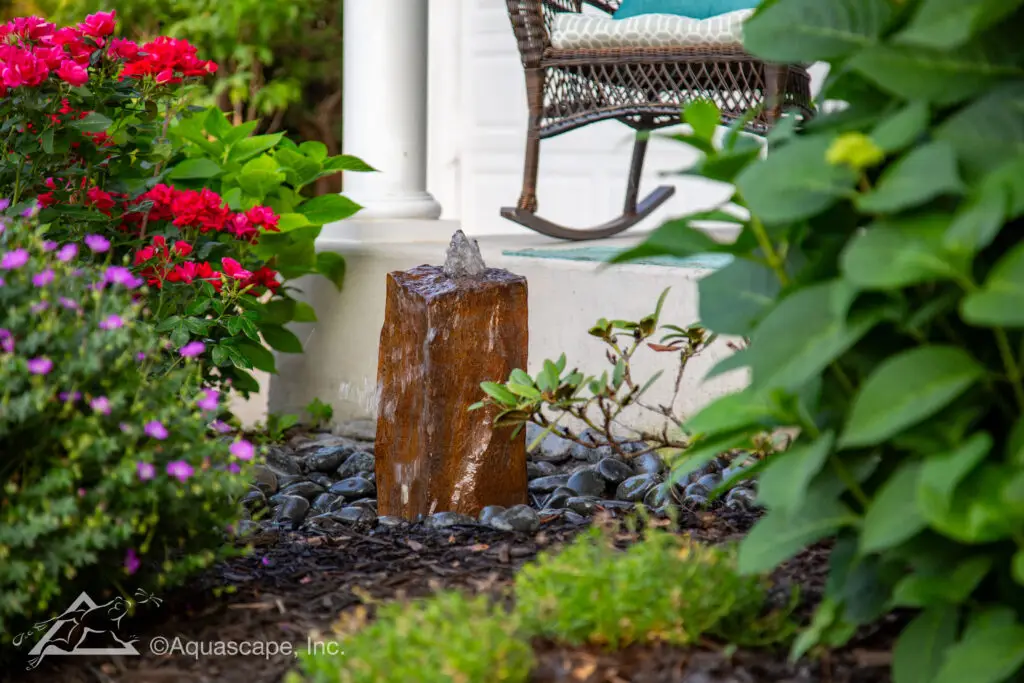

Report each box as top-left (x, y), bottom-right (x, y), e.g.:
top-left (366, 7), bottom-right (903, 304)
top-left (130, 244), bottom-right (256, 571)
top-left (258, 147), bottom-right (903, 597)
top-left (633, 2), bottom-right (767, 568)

top-left (235, 218), bottom-right (748, 437)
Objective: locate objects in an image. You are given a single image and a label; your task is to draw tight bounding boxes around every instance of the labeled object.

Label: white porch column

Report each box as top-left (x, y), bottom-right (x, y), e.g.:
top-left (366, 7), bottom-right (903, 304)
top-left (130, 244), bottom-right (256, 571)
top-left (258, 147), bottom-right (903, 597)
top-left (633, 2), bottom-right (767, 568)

top-left (341, 0), bottom-right (442, 220)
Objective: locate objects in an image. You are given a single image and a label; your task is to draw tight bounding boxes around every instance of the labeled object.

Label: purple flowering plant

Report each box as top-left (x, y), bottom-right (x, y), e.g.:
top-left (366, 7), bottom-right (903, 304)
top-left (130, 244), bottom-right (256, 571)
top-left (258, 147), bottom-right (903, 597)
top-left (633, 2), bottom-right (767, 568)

top-left (0, 220), bottom-right (256, 640)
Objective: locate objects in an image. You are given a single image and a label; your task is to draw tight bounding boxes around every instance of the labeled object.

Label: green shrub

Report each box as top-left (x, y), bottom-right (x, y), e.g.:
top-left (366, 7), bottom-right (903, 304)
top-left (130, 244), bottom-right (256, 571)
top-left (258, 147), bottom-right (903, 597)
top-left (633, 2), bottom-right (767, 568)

top-left (514, 525), bottom-right (797, 648)
top-left (0, 221), bottom-right (253, 642)
top-left (611, 1), bottom-right (1024, 680)
top-left (290, 592), bottom-right (534, 683)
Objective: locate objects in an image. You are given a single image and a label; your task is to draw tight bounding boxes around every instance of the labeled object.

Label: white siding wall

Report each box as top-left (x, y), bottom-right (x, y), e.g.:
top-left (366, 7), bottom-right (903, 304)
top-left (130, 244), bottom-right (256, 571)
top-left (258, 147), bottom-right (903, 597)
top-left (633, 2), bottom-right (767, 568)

top-left (426, 1), bottom-right (828, 237)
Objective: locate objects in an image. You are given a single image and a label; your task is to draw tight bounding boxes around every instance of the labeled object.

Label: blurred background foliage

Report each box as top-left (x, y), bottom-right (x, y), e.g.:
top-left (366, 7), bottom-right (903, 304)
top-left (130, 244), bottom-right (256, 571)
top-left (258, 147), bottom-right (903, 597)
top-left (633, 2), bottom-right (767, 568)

top-left (0, 0), bottom-right (344, 194)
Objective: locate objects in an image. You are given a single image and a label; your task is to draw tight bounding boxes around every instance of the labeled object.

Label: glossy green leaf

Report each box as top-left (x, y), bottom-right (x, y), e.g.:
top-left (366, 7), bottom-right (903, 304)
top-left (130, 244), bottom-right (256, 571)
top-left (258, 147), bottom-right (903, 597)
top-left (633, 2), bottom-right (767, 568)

top-left (236, 155), bottom-right (285, 199)
top-left (736, 135), bottom-right (858, 225)
top-left (892, 607), bottom-right (959, 683)
top-left (481, 381), bottom-right (517, 406)
top-left (896, 0), bottom-right (1024, 50)
top-left (168, 158), bottom-right (223, 180)
top-left (260, 324), bottom-right (304, 353)
top-left (298, 194), bottom-right (362, 225)
top-left (299, 141), bottom-right (329, 161)
top-left (684, 390), bottom-right (778, 437)
top-left (697, 259), bottom-right (780, 336)
top-left (316, 252), bottom-right (346, 291)
top-left (936, 83), bottom-right (1024, 177)
top-left (229, 133), bottom-right (284, 164)
top-left (738, 495), bottom-right (856, 574)
top-left (840, 346), bottom-right (984, 449)
top-left (932, 607), bottom-right (1024, 683)
top-left (742, 0), bottom-right (893, 62)
top-left (756, 431), bottom-right (835, 516)
top-left (870, 101), bottom-right (930, 153)
top-left (607, 212), bottom-right (745, 264)
top-left (840, 214), bottom-right (968, 289)
top-left (960, 241), bottom-right (1024, 327)
top-left (856, 141), bottom-right (964, 214)
top-left (683, 99), bottom-right (720, 142)
top-left (70, 112), bottom-right (112, 133)
top-left (860, 461), bottom-right (927, 554)
top-left (322, 155), bottom-right (376, 172)
top-left (892, 555), bottom-right (993, 607)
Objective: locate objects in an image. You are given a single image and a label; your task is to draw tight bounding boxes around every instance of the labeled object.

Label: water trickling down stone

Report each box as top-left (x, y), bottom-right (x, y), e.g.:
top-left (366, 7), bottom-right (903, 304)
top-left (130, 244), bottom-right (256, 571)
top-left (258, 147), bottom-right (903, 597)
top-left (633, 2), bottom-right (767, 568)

top-left (442, 230), bottom-right (487, 279)
top-left (374, 235), bottom-right (529, 519)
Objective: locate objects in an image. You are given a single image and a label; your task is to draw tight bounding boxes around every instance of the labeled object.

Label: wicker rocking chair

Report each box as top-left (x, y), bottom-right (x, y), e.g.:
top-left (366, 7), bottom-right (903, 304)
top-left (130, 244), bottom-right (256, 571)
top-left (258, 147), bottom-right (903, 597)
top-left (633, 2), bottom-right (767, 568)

top-left (503, 0), bottom-right (814, 240)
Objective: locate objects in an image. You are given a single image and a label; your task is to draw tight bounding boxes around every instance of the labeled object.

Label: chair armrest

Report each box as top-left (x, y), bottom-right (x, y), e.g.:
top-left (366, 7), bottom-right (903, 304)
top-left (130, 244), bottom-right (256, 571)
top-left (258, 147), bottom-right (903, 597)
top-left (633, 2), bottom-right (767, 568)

top-left (583, 1), bottom-right (620, 13)
top-left (506, 0), bottom-right (551, 68)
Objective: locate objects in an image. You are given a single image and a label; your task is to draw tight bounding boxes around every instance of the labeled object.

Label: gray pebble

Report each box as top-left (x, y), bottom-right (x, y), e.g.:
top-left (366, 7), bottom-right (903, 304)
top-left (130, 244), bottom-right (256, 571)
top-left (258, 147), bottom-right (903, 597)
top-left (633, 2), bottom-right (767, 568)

top-left (311, 492), bottom-right (340, 514)
top-left (684, 482), bottom-right (710, 498)
top-left (376, 515), bottom-right (405, 528)
top-left (329, 476), bottom-right (376, 499)
top-left (306, 472), bottom-right (335, 489)
top-left (479, 505), bottom-right (506, 525)
top-left (633, 452), bottom-right (666, 475)
top-left (696, 473), bottom-right (722, 491)
top-left (304, 446), bottom-right (351, 473)
top-left (280, 480), bottom-right (326, 500)
top-left (333, 506), bottom-right (377, 523)
top-left (566, 468), bottom-right (607, 497)
top-left (252, 466), bottom-right (278, 495)
top-left (265, 447), bottom-right (301, 475)
top-left (273, 495), bottom-right (309, 528)
top-left (616, 474), bottom-right (659, 501)
top-left (566, 496), bottom-right (601, 515)
top-left (241, 489), bottom-right (267, 510)
top-left (527, 460), bottom-right (558, 479)
top-left (426, 511), bottom-right (477, 528)
top-left (596, 457), bottom-right (633, 484)
top-left (489, 504), bottom-right (540, 532)
top-left (544, 486), bottom-right (576, 509)
top-left (528, 474), bottom-right (571, 493)
top-left (336, 451), bottom-right (375, 479)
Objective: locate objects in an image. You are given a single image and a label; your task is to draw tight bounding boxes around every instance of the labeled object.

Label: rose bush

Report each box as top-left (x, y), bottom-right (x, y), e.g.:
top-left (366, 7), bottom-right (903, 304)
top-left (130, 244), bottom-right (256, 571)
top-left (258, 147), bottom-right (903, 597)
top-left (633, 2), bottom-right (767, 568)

top-left (0, 10), bottom-right (368, 398)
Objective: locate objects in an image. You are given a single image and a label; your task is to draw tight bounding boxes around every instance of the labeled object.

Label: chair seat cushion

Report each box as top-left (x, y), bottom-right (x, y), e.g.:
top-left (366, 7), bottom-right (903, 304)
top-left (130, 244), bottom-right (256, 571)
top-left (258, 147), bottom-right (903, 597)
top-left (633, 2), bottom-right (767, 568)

top-left (550, 10), bottom-right (753, 51)
top-left (613, 0), bottom-right (760, 20)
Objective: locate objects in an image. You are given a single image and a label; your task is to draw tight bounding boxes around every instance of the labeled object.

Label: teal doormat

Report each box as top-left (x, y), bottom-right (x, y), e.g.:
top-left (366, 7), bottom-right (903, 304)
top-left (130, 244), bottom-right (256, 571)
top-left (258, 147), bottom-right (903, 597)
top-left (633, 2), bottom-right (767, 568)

top-left (502, 245), bottom-right (733, 270)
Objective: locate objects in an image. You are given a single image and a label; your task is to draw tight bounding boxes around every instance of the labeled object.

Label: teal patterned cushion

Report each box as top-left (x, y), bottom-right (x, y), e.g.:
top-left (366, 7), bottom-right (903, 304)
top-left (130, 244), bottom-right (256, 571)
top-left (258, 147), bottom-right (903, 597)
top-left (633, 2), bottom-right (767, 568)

top-left (613, 0), bottom-right (759, 20)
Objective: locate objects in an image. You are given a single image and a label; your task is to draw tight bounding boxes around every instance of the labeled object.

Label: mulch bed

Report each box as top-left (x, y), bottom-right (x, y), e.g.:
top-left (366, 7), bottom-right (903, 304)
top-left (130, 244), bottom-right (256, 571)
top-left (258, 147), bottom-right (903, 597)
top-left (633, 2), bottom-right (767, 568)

top-left (3, 508), bottom-right (897, 683)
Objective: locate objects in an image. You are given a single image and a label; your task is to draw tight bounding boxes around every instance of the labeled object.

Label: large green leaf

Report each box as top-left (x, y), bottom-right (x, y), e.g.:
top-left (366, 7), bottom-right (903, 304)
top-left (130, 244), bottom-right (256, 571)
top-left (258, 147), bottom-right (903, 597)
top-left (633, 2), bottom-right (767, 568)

top-left (960, 241), bottom-right (1024, 327)
top-left (608, 211), bottom-right (747, 264)
top-left (856, 141), bottom-right (964, 214)
top-left (870, 101), bottom-right (931, 154)
top-left (859, 461), bottom-right (927, 554)
top-left (742, 0), bottom-right (892, 62)
top-left (756, 431), bottom-right (835, 516)
top-left (747, 280), bottom-right (880, 392)
top-left (682, 99), bottom-right (720, 142)
top-left (896, 0), bottom-right (1024, 50)
top-left (232, 340), bottom-right (277, 374)
top-left (849, 39), bottom-right (1024, 105)
top-left (697, 259), bottom-right (780, 336)
top-left (892, 555), bottom-right (993, 607)
top-left (259, 324), bottom-right (304, 353)
top-left (840, 346), bottom-right (985, 449)
top-left (736, 135), bottom-right (858, 225)
top-left (932, 607), bottom-right (1024, 683)
top-left (892, 607), bottom-right (959, 683)
top-left (70, 111), bottom-right (112, 133)
top-left (840, 214), bottom-right (968, 289)
top-left (917, 432), bottom-right (991, 512)
top-left (738, 495), bottom-right (856, 574)
top-left (229, 133), bottom-right (285, 164)
top-left (236, 155), bottom-right (285, 200)
top-left (322, 154), bottom-right (377, 173)
top-left (316, 251), bottom-right (347, 291)
top-left (684, 389), bottom-right (779, 437)
top-left (936, 82), bottom-right (1024, 177)
top-left (168, 158), bottom-right (223, 180)
top-left (298, 194), bottom-right (362, 225)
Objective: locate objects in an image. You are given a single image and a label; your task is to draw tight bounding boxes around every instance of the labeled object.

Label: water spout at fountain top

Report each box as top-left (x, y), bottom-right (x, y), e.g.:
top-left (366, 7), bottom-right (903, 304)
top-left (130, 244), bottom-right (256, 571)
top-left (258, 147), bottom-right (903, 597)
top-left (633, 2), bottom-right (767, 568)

top-left (443, 230), bottom-right (487, 280)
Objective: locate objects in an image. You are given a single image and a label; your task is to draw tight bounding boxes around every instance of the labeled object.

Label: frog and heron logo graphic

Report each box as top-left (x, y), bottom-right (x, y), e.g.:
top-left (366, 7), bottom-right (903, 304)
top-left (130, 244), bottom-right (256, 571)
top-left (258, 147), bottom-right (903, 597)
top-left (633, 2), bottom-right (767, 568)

top-left (11, 589), bottom-right (162, 670)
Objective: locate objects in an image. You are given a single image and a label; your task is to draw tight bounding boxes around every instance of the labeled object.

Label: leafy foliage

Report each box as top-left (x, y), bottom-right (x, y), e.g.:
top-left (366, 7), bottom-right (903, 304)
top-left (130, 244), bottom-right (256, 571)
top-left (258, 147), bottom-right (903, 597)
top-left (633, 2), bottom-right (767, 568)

top-left (289, 592), bottom-right (534, 683)
top-left (0, 11), bottom-right (369, 398)
top-left (0, 222), bottom-right (253, 643)
top-left (514, 523), bottom-right (798, 648)
top-left (611, 2), bottom-right (1024, 680)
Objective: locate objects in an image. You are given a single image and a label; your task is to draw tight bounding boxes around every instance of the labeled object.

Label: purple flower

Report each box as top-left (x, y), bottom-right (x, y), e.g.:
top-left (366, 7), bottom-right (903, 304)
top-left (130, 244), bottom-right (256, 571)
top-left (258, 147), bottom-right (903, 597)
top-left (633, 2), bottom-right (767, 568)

top-left (59, 391), bottom-right (81, 402)
top-left (20, 201), bottom-right (39, 218)
top-left (261, 556), bottom-right (271, 566)
top-left (210, 419), bottom-right (232, 434)
top-left (229, 439), bottom-right (255, 461)
top-left (1, 248), bottom-right (29, 270)
top-left (119, 422), bottom-right (132, 433)
top-left (0, 276), bottom-right (5, 286)
top-left (90, 396), bottom-right (111, 414)
top-left (42, 240), bottom-right (57, 252)
top-left (0, 198), bottom-right (10, 210)
top-left (32, 269), bottom-right (55, 287)
top-left (57, 244), bottom-right (78, 262)
top-left (136, 351), bottom-right (145, 361)
top-left (59, 297), bottom-right (80, 310)
top-left (77, 487), bottom-right (86, 497)
top-left (98, 314), bottom-right (124, 330)
top-left (0, 329), bottom-right (13, 353)
top-left (27, 357), bottom-right (52, 375)
top-left (144, 420), bottom-right (168, 440)
top-left (196, 388), bottom-right (218, 412)
top-left (136, 461), bottom-right (155, 481)
top-left (103, 266), bottom-right (137, 287)
top-left (228, 462), bottom-right (241, 474)
top-left (179, 341), bottom-right (205, 358)
top-left (84, 234), bottom-right (110, 253)
top-left (124, 548), bottom-right (140, 575)
top-left (166, 460), bottom-right (193, 482)
top-left (30, 301), bottom-right (49, 313)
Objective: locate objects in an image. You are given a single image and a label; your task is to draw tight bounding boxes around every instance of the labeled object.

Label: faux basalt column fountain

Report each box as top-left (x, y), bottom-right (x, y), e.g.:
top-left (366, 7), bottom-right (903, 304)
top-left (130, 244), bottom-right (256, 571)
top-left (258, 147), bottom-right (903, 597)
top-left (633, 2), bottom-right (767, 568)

top-left (374, 231), bottom-right (529, 519)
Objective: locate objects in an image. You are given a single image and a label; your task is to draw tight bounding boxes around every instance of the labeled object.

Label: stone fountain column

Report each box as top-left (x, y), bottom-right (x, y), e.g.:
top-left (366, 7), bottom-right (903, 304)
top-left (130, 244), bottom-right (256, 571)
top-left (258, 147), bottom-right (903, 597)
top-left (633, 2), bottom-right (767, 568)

top-left (375, 232), bottom-right (529, 519)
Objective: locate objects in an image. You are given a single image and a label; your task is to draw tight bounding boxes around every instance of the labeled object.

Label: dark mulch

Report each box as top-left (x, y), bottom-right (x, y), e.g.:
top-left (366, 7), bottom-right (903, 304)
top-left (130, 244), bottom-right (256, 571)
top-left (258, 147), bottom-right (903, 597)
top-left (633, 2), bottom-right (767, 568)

top-left (3, 507), bottom-right (897, 683)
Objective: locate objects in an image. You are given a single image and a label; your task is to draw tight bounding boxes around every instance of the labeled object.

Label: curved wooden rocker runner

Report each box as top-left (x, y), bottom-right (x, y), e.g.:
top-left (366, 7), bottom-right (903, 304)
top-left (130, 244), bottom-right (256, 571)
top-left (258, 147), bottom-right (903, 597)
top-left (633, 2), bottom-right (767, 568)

top-left (503, 0), bottom-right (815, 241)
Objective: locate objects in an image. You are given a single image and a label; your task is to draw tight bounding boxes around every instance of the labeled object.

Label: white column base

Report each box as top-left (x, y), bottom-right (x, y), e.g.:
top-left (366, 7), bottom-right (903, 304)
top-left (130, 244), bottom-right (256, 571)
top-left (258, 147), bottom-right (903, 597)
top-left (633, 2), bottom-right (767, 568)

top-left (347, 190), bottom-right (442, 221)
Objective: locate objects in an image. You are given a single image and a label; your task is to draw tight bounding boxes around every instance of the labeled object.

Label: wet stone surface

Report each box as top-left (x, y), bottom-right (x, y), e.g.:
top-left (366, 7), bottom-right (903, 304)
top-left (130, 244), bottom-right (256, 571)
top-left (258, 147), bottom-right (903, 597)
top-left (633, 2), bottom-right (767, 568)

top-left (242, 421), bottom-right (760, 536)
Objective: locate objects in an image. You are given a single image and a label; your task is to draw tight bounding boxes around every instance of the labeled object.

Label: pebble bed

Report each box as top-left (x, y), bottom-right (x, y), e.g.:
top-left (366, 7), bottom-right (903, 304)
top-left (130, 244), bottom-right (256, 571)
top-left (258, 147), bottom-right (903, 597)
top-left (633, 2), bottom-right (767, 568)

top-left (238, 420), bottom-right (759, 536)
